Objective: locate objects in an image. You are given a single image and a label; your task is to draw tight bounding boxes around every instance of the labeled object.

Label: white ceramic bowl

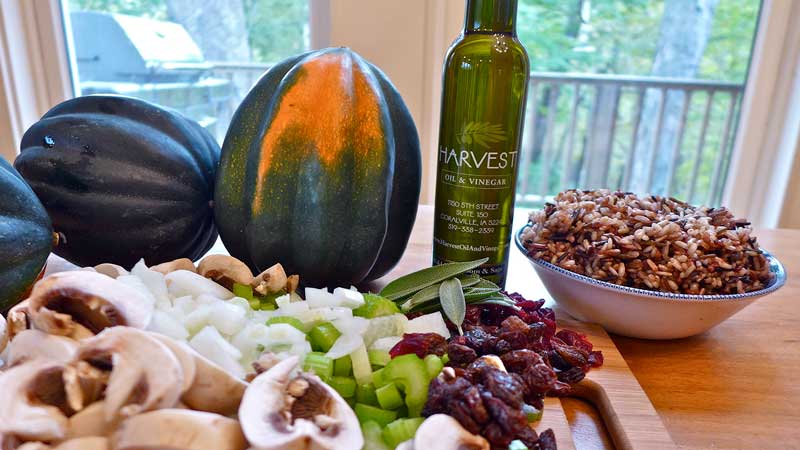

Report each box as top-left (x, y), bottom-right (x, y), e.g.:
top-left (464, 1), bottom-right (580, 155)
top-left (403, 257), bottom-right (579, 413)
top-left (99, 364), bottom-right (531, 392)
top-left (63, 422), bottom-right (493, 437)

top-left (514, 226), bottom-right (787, 339)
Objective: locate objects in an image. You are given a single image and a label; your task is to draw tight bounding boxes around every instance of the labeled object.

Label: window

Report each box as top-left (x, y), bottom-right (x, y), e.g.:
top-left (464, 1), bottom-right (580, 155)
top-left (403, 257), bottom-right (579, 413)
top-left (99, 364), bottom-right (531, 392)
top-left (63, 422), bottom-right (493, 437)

top-left (513, 0), bottom-right (761, 206)
top-left (62, 0), bottom-right (310, 142)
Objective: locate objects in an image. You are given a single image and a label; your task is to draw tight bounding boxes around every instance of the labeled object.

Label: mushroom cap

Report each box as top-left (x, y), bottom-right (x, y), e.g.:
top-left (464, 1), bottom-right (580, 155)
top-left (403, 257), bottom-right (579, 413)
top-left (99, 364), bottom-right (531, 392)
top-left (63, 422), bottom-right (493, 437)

top-left (66, 401), bottom-right (118, 439)
top-left (6, 329), bottom-right (79, 366)
top-left (113, 409), bottom-right (247, 450)
top-left (149, 258), bottom-right (197, 275)
top-left (52, 437), bottom-right (108, 450)
top-left (252, 264), bottom-right (288, 295)
top-left (181, 349), bottom-right (247, 416)
top-left (149, 333), bottom-right (197, 394)
top-left (197, 255), bottom-right (254, 290)
top-left (73, 327), bottom-right (183, 421)
top-left (92, 264), bottom-right (128, 279)
top-left (413, 414), bottom-right (489, 450)
top-left (27, 271), bottom-right (153, 339)
top-left (0, 360), bottom-right (69, 442)
top-left (239, 356), bottom-right (363, 450)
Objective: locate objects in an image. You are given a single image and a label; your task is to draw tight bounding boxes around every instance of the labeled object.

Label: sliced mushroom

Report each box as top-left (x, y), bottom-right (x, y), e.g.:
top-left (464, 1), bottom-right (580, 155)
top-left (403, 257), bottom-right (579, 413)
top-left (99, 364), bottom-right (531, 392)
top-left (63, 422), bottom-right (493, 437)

top-left (7, 300), bottom-right (32, 341)
top-left (252, 264), bottom-right (288, 295)
top-left (149, 333), bottom-right (197, 394)
top-left (66, 401), bottom-right (118, 439)
top-left (286, 275), bottom-right (300, 294)
top-left (181, 350), bottom-right (247, 416)
top-left (150, 258), bottom-right (197, 275)
top-left (197, 255), bottom-right (254, 290)
top-left (14, 443), bottom-right (51, 450)
top-left (27, 271), bottom-right (153, 339)
top-left (113, 409), bottom-right (246, 450)
top-left (0, 360), bottom-right (70, 442)
top-left (6, 330), bottom-right (79, 366)
top-left (52, 437), bottom-right (108, 450)
top-left (72, 327), bottom-right (183, 420)
top-left (411, 414), bottom-right (489, 450)
top-left (92, 264), bottom-right (128, 279)
top-left (239, 356), bottom-right (363, 450)
top-left (0, 314), bottom-right (7, 354)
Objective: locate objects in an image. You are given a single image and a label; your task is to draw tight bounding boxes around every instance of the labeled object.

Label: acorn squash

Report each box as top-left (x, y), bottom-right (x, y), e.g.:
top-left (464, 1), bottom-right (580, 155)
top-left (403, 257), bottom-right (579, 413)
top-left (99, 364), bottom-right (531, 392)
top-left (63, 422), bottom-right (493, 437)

top-left (14, 95), bottom-right (220, 268)
top-left (215, 48), bottom-right (421, 287)
top-left (0, 157), bottom-right (52, 311)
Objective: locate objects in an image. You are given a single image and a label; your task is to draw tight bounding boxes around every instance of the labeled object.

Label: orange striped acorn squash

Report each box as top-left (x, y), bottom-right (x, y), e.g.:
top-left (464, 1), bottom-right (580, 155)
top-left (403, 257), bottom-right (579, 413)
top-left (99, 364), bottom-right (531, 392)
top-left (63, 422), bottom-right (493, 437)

top-left (214, 48), bottom-right (421, 287)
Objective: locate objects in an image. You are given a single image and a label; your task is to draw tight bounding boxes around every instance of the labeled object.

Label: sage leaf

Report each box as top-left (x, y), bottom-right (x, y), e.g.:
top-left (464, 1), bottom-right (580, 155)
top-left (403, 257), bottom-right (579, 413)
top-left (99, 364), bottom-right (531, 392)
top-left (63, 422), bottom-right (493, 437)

top-left (380, 258), bottom-right (488, 301)
top-left (399, 273), bottom-right (483, 312)
top-left (439, 277), bottom-right (466, 335)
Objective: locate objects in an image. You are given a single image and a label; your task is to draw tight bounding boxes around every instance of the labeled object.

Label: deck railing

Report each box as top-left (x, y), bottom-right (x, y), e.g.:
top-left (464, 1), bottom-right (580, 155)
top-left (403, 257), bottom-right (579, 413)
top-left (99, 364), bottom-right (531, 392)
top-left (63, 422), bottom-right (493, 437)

top-left (206, 63), bottom-right (744, 207)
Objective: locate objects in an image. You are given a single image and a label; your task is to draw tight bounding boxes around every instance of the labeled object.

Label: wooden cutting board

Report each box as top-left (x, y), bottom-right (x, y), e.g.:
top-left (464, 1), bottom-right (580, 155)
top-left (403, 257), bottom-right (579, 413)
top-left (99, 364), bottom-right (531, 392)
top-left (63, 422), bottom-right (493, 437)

top-left (536, 317), bottom-right (677, 450)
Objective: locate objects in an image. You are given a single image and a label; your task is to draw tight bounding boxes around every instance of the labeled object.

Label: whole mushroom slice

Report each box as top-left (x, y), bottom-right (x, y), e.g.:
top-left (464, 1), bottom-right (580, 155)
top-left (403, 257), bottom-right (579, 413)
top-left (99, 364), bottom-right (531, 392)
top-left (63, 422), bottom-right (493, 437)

top-left (66, 401), bottom-right (118, 439)
top-left (197, 255), bottom-right (254, 290)
top-left (7, 300), bottom-right (32, 341)
top-left (92, 264), bottom-right (128, 279)
top-left (27, 271), bottom-right (153, 339)
top-left (239, 356), bottom-right (363, 450)
top-left (252, 264), bottom-right (288, 295)
top-left (150, 258), bottom-right (197, 275)
top-left (6, 329), bottom-right (79, 366)
top-left (149, 333), bottom-right (197, 394)
top-left (113, 409), bottom-right (246, 450)
top-left (412, 414), bottom-right (489, 450)
top-left (181, 350), bottom-right (247, 416)
top-left (72, 327), bottom-right (183, 420)
top-left (0, 360), bottom-right (70, 442)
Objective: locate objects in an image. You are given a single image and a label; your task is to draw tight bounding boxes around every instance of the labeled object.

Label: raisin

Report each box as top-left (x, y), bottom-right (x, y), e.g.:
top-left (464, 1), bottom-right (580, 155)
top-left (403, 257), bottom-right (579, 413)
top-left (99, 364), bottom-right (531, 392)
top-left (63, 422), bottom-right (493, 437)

top-left (549, 380), bottom-right (572, 397)
top-left (500, 315), bottom-right (529, 333)
top-left (536, 429), bottom-right (558, 450)
top-left (501, 349), bottom-right (544, 372)
top-left (447, 342), bottom-right (478, 366)
top-left (517, 427), bottom-right (540, 448)
top-left (558, 366), bottom-right (586, 384)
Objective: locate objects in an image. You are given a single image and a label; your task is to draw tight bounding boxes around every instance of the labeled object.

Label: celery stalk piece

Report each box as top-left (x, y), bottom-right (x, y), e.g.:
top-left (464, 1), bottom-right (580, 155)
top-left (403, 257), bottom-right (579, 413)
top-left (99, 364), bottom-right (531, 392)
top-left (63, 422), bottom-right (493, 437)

top-left (356, 383), bottom-right (379, 406)
top-left (368, 349), bottom-right (391, 367)
top-left (383, 354), bottom-right (429, 417)
top-left (303, 352), bottom-right (333, 380)
top-left (375, 382), bottom-right (404, 410)
top-left (382, 417), bottom-right (425, 449)
top-left (371, 368), bottom-right (389, 388)
top-left (232, 282), bottom-right (254, 300)
top-left (354, 403), bottom-right (398, 427)
top-left (334, 356), bottom-right (353, 377)
top-left (361, 420), bottom-right (391, 450)
top-left (265, 316), bottom-right (305, 332)
top-left (350, 344), bottom-right (373, 384)
top-left (423, 354), bottom-right (444, 379)
top-left (308, 322), bottom-right (341, 352)
top-left (328, 376), bottom-right (357, 398)
top-left (353, 293), bottom-right (401, 318)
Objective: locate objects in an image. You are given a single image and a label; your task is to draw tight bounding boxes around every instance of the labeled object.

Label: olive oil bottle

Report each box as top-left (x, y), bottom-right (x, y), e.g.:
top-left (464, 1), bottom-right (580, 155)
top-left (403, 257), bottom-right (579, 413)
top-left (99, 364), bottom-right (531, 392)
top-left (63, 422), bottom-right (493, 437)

top-left (432, 0), bottom-right (530, 287)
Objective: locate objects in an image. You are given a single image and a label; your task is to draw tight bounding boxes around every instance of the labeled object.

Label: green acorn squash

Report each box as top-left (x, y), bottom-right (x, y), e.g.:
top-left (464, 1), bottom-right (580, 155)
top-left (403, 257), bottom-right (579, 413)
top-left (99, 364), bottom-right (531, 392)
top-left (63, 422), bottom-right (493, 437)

top-left (14, 95), bottom-right (220, 268)
top-left (215, 48), bottom-right (421, 287)
top-left (0, 157), bottom-right (53, 312)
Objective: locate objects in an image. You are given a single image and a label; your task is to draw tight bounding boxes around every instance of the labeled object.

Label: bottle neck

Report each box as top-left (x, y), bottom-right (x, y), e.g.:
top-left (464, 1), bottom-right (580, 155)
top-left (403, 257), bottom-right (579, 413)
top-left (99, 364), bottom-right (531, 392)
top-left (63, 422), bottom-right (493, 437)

top-left (464, 0), bottom-right (518, 35)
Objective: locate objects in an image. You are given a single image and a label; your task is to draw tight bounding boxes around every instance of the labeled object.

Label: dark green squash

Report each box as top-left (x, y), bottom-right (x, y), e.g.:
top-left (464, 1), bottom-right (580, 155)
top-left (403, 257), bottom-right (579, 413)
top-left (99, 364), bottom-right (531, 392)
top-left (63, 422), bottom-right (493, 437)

top-left (14, 95), bottom-right (219, 268)
top-left (215, 48), bottom-right (421, 287)
top-left (0, 157), bottom-right (53, 311)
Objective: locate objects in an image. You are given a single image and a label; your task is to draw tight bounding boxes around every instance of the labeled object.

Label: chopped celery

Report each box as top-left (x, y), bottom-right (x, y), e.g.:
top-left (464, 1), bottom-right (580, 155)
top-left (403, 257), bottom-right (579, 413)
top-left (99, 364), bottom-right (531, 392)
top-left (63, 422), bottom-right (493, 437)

top-left (233, 282), bottom-right (254, 300)
top-left (368, 349), bottom-right (391, 367)
top-left (353, 293), bottom-right (401, 318)
top-left (259, 302), bottom-right (276, 311)
top-left (248, 298), bottom-right (261, 310)
top-left (382, 417), bottom-right (425, 449)
top-left (354, 403), bottom-right (398, 427)
top-left (383, 354), bottom-right (429, 417)
top-left (361, 421), bottom-right (391, 450)
top-left (523, 404), bottom-right (543, 422)
top-left (375, 382), bottom-right (404, 410)
top-left (303, 352), bottom-right (333, 380)
top-left (441, 353), bottom-right (450, 365)
top-left (372, 368), bottom-right (389, 388)
top-left (266, 316), bottom-right (305, 332)
top-left (328, 376), bottom-right (357, 398)
top-left (350, 344), bottom-right (373, 384)
top-left (334, 356), bottom-right (352, 376)
top-left (308, 322), bottom-right (341, 352)
top-left (356, 383), bottom-right (379, 406)
top-left (424, 354), bottom-right (444, 378)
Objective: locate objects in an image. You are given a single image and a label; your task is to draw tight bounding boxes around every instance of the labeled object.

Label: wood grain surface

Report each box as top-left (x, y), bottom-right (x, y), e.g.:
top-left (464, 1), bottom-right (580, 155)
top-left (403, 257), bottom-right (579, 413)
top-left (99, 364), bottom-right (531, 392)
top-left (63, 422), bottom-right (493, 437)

top-left (371, 206), bottom-right (799, 450)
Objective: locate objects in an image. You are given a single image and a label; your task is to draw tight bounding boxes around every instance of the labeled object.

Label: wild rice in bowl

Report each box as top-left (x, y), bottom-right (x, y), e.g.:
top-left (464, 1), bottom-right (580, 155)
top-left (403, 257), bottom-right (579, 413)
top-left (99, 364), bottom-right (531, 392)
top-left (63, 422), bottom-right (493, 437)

top-left (520, 190), bottom-right (774, 295)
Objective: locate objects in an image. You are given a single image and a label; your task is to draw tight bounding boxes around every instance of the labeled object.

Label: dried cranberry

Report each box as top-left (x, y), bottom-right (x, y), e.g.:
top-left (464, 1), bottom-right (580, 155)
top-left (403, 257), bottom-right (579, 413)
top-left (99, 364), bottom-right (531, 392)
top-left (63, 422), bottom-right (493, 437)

top-left (389, 333), bottom-right (447, 359)
top-left (588, 350), bottom-right (604, 368)
top-left (556, 329), bottom-right (593, 353)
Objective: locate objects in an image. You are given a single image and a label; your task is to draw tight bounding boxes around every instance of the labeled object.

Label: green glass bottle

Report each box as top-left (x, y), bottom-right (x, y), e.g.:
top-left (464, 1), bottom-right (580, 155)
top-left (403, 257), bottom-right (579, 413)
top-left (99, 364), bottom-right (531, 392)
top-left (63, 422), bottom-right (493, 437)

top-left (432, 0), bottom-right (530, 287)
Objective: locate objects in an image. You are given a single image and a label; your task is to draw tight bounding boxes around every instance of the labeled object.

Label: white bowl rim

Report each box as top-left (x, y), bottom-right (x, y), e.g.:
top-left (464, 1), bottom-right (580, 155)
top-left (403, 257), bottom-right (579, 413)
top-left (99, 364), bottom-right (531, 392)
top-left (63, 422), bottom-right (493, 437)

top-left (514, 224), bottom-right (787, 303)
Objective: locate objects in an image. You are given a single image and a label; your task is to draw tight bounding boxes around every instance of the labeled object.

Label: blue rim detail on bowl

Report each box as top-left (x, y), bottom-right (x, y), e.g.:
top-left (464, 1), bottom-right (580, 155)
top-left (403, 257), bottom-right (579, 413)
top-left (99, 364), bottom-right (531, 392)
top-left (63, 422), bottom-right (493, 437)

top-left (514, 224), bottom-right (787, 302)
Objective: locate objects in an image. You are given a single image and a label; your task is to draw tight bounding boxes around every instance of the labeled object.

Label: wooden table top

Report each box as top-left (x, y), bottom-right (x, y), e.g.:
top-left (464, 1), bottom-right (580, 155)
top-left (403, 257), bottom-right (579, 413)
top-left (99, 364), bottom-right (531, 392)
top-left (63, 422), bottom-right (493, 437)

top-left (373, 205), bottom-right (800, 450)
